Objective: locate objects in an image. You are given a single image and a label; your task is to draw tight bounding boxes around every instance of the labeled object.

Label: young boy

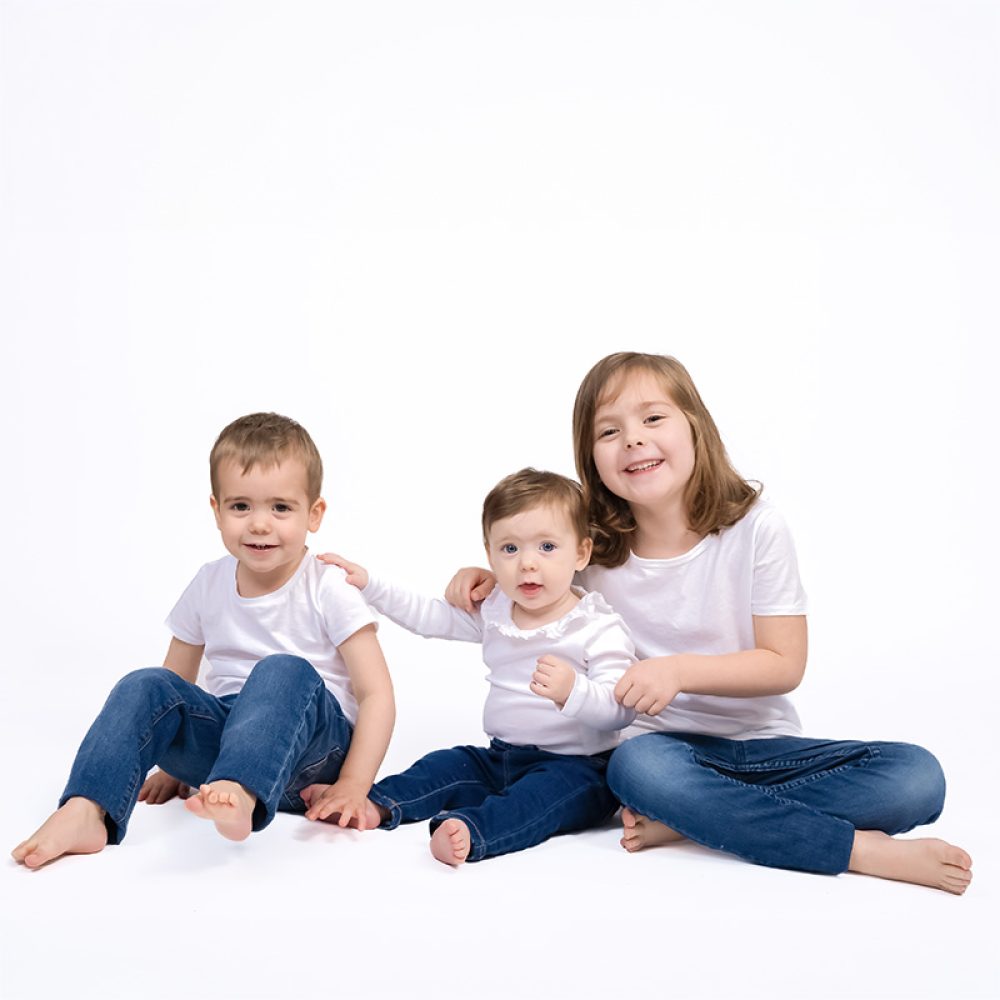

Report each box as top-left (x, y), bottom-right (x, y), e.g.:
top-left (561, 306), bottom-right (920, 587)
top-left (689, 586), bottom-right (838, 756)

top-left (307, 469), bottom-right (636, 866)
top-left (12, 413), bottom-right (395, 868)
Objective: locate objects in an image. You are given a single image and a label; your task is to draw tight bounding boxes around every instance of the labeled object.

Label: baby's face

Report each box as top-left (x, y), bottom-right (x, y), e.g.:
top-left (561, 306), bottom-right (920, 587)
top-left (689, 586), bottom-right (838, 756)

top-left (485, 503), bottom-right (591, 626)
top-left (211, 456), bottom-right (325, 594)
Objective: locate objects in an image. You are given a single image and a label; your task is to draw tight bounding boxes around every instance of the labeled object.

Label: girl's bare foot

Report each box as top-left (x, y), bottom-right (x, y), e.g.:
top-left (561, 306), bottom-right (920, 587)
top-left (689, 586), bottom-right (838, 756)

top-left (849, 830), bottom-right (973, 895)
top-left (11, 797), bottom-right (109, 869)
top-left (430, 818), bottom-right (471, 866)
top-left (620, 807), bottom-right (687, 852)
top-left (184, 781), bottom-right (256, 842)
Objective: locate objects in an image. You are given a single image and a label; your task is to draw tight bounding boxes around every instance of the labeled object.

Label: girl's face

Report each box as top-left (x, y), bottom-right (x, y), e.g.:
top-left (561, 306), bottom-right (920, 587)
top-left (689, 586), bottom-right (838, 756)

top-left (591, 370), bottom-right (696, 513)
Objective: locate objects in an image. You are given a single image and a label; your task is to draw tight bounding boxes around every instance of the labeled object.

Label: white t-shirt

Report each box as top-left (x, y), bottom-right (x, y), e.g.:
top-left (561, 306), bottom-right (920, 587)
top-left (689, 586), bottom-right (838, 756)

top-left (580, 499), bottom-right (807, 740)
top-left (166, 551), bottom-right (377, 724)
top-left (363, 577), bottom-right (637, 755)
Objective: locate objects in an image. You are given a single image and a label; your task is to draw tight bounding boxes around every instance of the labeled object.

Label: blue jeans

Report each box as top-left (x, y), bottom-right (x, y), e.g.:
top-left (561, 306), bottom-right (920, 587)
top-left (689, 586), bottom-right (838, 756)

top-left (369, 739), bottom-right (617, 862)
top-left (61, 655), bottom-right (354, 843)
top-left (606, 733), bottom-right (946, 874)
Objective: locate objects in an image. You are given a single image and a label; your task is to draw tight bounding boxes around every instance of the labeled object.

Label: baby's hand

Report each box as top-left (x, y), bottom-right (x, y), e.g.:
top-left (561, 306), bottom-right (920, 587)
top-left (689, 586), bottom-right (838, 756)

top-left (531, 654), bottom-right (577, 709)
top-left (138, 770), bottom-right (190, 805)
top-left (316, 553), bottom-right (369, 590)
top-left (445, 567), bottom-right (496, 612)
top-left (300, 779), bottom-right (374, 828)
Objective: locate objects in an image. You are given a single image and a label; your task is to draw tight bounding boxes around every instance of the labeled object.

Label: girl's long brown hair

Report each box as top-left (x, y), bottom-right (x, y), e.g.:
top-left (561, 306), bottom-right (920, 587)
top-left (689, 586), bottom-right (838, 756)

top-left (573, 353), bottom-right (760, 568)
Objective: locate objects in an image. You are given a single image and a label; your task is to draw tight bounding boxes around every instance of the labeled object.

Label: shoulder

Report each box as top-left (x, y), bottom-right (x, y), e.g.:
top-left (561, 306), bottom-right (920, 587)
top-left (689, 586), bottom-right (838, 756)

top-left (722, 498), bottom-right (794, 547)
top-left (179, 554), bottom-right (236, 595)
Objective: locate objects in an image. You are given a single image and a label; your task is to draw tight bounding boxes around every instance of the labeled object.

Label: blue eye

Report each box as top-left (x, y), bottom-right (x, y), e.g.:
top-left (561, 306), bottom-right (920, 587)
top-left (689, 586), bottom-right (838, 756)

top-left (501, 544), bottom-right (518, 555)
top-left (540, 541), bottom-right (556, 553)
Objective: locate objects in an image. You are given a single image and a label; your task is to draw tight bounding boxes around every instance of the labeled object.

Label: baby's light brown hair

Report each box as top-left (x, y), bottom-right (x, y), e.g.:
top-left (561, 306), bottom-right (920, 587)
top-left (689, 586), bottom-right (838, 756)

top-left (210, 412), bottom-right (323, 502)
top-left (481, 468), bottom-right (589, 546)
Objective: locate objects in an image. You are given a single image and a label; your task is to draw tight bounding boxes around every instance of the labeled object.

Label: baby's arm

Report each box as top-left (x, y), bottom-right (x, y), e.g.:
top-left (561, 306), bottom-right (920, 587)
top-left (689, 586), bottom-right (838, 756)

top-left (365, 574), bottom-right (485, 643)
top-left (138, 637), bottom-right (203, 804)
top-left (303, 624), bottom-right (394, 826)
top-left (545, 620), bottom-right (637, 730)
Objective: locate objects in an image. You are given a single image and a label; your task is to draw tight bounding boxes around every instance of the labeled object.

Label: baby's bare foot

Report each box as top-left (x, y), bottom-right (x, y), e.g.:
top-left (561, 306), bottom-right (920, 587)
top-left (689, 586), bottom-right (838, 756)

top-left (620, 807), bottom-right (686, 853)
top-left (11, 798), bottom-right (108, 870)
top-left (430, 818), bottom-right (471, 866)
top-left (849, 830), bottom-right (973, 895)
top-left (184, 781), bottom-right (256, 842)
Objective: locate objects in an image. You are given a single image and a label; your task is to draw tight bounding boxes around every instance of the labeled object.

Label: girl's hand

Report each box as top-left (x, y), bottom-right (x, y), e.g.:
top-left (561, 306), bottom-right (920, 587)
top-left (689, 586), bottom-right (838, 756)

top-left (300, 779), bottom-right (374, 828)
top-left (531, 655), bottom-right (577, 708)
top-left (614, 658), bottom-right (685, 716)
top-left (316, 552), bottom-right (369, 590)
top-left (138, 770), bottom-right (190, 805)
top-left (444, 566), bottom-right (496, 612)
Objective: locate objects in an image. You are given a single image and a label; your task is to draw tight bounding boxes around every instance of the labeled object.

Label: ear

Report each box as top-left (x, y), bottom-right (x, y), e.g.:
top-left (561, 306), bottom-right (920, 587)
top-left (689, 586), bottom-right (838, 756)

top-left (308, 497), bottom-right (327, 533)
top-left (210, 495), bottom-right (222, 530)
top-left (575, 536), bottom-right (593, 571)
top-left (484, 540), bottom-right (497, 573)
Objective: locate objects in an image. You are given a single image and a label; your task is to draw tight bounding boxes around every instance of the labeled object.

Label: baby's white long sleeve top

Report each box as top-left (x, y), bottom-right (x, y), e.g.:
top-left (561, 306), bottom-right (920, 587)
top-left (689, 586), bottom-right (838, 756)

top-left (362, 578), bottom-right (637, 755)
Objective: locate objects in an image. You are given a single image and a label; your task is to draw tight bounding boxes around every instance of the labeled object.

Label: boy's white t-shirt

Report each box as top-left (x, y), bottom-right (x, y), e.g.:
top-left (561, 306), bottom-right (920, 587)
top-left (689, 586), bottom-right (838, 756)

top-left (580, 499), bottom-right (807, 740)
top-left (165, 551), bottom-right (376, 724)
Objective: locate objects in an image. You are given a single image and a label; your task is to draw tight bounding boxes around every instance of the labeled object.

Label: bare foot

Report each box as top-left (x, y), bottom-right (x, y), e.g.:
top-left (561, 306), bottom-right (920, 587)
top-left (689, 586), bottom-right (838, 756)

top-left (430, 818), bottom-right (471, 867)
top-left (620, 807), bottom-right (687, 853)
top-left (11, 797), bottom-right (108, 869)
top-left (849, 830), bottom-right (973, 895)
top-left (184, 781), bottom-right (256, 842)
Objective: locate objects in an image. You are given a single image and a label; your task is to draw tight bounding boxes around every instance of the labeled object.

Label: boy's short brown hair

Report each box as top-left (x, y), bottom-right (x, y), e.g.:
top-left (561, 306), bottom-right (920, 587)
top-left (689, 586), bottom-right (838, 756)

top-left (210, 412), bottom-right (323, 502)
top-left (481, 468), bottom-right (589, 545)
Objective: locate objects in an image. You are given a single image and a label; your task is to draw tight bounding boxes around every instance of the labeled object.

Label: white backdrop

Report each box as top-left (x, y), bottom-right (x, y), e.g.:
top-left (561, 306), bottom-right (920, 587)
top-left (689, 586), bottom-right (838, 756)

top-left (2, 4), bottom-right (997, 999)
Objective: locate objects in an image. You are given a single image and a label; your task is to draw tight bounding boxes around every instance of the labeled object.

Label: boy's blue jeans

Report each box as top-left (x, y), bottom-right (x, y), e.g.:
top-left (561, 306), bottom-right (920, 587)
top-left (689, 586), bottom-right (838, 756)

top-left (607, 733), bottom-right (946, 874)
top-left (369, 739), bottom-right (617, 862)
top-left (60, 655), bottom-right (354, 843)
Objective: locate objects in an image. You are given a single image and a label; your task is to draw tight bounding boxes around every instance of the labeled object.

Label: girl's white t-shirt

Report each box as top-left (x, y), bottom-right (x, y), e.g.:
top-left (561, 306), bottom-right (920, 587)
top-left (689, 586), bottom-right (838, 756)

top-left (579, 499), bottom-right (807, 740)
top-left (166, 552), bottom-right (376, 724)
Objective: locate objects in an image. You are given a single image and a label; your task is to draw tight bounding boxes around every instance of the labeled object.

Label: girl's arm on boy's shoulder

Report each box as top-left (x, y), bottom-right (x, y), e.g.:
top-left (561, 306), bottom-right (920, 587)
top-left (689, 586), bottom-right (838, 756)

top-left (139, 637), bottom-right (204, 804)
top-left (303, 624), bottom-right (394, 827)
top-left (615, 615), bottom-right (808, 716)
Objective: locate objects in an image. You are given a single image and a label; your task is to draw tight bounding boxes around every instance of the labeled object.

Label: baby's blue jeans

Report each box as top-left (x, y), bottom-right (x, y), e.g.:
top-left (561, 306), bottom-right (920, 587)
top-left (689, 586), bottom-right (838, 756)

top-left (369, 738), bottom-right (617, 861)
top-left (60, 655), bottom-right (353, 843)
top-left (607, 733), bottom-right (946, 874)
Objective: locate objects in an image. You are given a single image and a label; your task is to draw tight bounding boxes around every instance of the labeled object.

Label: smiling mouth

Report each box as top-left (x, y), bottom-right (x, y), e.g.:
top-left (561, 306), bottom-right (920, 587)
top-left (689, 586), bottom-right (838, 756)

top-left (625, 459), bottom-right (663, 474)
top-left (244, 543), bottom-right (277, 551)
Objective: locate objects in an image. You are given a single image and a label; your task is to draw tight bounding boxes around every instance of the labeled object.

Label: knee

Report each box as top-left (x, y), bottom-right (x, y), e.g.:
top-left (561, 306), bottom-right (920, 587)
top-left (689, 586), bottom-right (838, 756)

top-left (884, 743), bottom-right (946, 826)
top-left (247, 654), bottom-right (320, 690)
top-left (607, 735), bottom-right (688, 807)
top-left (110, 667), bottom-right (187, 706)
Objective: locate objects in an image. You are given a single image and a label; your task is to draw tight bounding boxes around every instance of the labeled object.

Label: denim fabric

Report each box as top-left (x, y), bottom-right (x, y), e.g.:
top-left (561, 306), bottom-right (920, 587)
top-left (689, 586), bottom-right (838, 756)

top-left (61, 655), bottom-right (354, 843)
top-left (606, 733), bottom-right (946, 874)
top-left (368, 739), bottom-right (616, 862)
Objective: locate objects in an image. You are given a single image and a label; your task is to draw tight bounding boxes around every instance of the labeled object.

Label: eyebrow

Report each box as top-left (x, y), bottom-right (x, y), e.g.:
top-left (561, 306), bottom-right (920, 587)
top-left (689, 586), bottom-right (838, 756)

top-left (222, 495), bottom-right (301, 505)
top-left (595, 399), bottom-right (673, 417)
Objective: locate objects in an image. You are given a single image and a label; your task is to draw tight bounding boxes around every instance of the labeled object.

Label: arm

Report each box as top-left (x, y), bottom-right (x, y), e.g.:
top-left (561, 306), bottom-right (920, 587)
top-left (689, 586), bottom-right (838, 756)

top-left (139, 637), bottom-right (204, 804)
top-left (365, 574), bottom-right (484, 643)
top-left (615, 615), bottom-right (808, 716)
top-left (303, 624), bottom-right (395, 826)
top-left (532, 620), bottom-right (638, 730)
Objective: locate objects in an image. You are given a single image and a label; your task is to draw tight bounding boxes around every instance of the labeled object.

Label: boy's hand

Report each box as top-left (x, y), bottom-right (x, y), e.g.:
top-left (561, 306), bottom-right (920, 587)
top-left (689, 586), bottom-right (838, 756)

top-left (315, 553), bottom-right (369, 590)
top-left (531, 654), bottom-right (577, 709)
top-left (614, 658), bottom-right (684, 716)
top-left (138, 770), bottom-right (190, 805)
top-left (300, 779), bottom-right (373, 828)
top-left (444, 567), bottom-right (496, 612)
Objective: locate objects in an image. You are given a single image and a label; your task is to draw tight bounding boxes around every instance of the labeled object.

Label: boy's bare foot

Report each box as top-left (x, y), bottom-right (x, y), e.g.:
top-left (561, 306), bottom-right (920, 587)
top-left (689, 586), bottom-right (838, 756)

top-left (184, 781), bottom-right (256, 842)
top-left (620, 807), bottom-right (687, 852)
top-left (11, 797), bottom-right (108, 869)
top-left (430, 818), bottom-right (471, 866)
top-left (849, 830), bottom-right (973, 895)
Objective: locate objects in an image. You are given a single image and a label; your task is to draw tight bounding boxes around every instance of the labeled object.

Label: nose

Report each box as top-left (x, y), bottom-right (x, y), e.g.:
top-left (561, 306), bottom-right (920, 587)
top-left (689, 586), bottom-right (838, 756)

top-left (248, 511), bottom-right (270, 534)
top-left (519, 550), bottom-right (538, 571)
top-left (625, 430), bottom-right (645, 448)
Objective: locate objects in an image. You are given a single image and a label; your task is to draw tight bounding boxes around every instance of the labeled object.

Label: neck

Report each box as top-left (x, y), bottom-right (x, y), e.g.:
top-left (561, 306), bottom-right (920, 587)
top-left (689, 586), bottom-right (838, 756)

top-left (511, 589), bottom-right (580, 630)
top-left (235, 547), bottom-right (307, 598)
top-left (630, 501), bottom-right (702, 559)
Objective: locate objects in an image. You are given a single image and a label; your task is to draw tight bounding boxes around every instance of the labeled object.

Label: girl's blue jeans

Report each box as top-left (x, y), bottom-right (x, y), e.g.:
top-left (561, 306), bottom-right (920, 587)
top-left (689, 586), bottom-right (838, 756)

top-left (369, 739), bottom-right (617, 862)
top-left (60, 655), bottom-right (354, 843)
top-left (606, 732), bottom-right (946, 874)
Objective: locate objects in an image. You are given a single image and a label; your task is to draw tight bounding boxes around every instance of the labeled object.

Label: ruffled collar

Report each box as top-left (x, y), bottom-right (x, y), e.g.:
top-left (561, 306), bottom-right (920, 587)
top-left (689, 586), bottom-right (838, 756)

top-left (479, 586), bottom-right (615, 639)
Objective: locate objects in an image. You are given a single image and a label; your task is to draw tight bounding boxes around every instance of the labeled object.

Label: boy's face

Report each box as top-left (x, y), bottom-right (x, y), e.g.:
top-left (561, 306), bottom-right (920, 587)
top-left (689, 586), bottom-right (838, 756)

top-left (211, 456), bottom-right (325, 593)
top-left (485, 503), bottom-right (592, 620)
